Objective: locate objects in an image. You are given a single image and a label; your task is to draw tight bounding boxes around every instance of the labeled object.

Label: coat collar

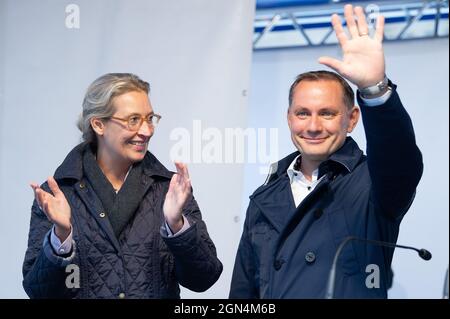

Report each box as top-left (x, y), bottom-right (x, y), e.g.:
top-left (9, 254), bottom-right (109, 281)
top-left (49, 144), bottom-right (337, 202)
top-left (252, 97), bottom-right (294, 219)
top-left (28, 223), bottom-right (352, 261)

top-left (54, 143), bottom-right (173, 254)
top-left (251, 137), bottom-right (364, 232)
top-left (325, 136), bottom-right (364, 174)
top-left (262, 136), bottom-right (363, 188)
top-left (54, 142), bottom-right (173, 182)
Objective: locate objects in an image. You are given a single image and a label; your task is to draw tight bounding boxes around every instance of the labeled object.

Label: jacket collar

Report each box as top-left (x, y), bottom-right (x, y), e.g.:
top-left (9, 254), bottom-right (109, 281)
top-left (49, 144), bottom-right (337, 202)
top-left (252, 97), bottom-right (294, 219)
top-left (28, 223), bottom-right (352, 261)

top-left (141, 151), bottom-right (174, 180)
top-left (263, 136), bottom-right (363, 187)
top-left (251, 137), bottom-right (363, 232)
top-left (324, 136), bottom-right (364, 174)
top-left (54, 142), bottom-right (173, 181)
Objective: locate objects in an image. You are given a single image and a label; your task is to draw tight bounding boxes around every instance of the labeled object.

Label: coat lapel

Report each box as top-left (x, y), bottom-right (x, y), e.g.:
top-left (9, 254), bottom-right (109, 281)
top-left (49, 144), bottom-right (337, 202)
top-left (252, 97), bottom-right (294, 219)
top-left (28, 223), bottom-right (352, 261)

top-left (250, 151), bottom-right (299, 233)
top-left (53, 143), bottom-right (174, 254)
top-left (251, 174), bottom-right (296, 233)
top-left (74, 180), bottom-right (122, 253)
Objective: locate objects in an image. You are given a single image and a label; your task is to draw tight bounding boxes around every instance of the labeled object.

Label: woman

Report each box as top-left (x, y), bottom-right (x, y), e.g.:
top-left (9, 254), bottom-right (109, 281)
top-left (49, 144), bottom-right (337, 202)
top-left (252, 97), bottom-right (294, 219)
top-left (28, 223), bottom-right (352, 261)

top-left (23, 73), bottom-right (222, 298)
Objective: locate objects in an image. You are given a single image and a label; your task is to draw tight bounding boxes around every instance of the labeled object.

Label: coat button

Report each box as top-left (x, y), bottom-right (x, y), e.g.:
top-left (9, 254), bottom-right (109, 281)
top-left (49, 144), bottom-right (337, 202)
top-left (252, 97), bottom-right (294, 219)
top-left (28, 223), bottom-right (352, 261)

top-left (99, 212), bottom-right (106, 218)
top-left (79, 182), bottom-right (85, 189)
top-left (305, 251), bottom-right (316, 264)
top-left (118, 292), bottom-right (125, 299)
top-left (273, 259), bottom-right (285, 271)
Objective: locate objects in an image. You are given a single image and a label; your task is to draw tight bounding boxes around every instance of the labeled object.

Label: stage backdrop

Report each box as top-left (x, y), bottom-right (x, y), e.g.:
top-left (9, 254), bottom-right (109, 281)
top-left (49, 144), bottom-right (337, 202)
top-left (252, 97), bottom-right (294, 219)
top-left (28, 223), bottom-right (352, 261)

top-left (0, 0), bottom-right (255, 298)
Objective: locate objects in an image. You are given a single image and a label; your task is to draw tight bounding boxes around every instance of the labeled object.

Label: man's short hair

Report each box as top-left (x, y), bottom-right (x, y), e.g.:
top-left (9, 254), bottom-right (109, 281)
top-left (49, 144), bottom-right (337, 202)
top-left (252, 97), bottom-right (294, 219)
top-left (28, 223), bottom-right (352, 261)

top-left (288, 70), bottom-right (355, 109)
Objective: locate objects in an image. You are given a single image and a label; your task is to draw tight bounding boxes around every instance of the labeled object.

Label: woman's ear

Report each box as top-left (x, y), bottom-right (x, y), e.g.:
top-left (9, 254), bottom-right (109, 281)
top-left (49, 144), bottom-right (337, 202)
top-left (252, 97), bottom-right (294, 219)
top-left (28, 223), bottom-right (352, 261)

top-left (90, 117), bottom-right (105, 136)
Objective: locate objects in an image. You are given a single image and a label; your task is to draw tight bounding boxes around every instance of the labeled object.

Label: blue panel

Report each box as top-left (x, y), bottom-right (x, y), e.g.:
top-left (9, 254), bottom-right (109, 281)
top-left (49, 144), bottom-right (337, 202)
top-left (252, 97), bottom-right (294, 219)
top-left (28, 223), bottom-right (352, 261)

top-left (256, 0), bottom-right (378, 10)
top-left (254, 13), bottom-right (449, 33)
top-left (256, 0), bottom-right (331, 9)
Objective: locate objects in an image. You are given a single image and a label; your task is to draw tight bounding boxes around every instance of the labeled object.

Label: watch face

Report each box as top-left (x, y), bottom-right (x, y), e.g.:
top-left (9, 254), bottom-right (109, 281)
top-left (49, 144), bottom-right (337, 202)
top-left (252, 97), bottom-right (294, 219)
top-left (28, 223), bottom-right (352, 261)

top-left (361, 77), bottom-right (388, 95)
top-left (379, 77), bottom-right (389, 89)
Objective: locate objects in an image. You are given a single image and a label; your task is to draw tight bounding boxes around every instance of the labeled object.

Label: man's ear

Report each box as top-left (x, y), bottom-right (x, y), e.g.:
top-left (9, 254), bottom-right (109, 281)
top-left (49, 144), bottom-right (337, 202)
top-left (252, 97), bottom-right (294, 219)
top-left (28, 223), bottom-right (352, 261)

top-left (347, 106), bottom-right (360, 133)
top-left (90, 117), bottom-right (105, 136)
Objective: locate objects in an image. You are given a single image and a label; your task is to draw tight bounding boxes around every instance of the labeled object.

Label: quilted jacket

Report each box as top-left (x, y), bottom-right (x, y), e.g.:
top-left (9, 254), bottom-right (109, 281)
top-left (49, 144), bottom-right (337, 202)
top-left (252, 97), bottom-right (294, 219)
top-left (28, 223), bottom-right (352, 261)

top-left (22, 143), bottom-right (223, 298)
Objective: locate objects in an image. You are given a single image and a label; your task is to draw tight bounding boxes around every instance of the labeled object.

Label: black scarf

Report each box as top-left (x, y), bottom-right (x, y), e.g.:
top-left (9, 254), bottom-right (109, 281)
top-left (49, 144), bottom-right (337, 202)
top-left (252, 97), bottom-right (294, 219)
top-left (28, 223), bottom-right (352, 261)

top-left (82, 145), bottom-right (145, 238)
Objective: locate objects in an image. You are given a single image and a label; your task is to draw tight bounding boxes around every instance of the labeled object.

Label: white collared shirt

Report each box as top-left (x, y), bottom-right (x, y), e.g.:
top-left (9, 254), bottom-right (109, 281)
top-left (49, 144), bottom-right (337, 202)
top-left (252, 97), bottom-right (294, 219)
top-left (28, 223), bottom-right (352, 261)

top-left (287, 156), bottom-right (326, 207)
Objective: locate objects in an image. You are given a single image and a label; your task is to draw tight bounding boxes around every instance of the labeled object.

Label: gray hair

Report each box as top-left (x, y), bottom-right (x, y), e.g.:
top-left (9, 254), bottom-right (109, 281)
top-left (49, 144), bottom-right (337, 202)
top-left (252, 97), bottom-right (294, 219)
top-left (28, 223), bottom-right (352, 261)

top-left (77, 73), bottom-right (150, 145)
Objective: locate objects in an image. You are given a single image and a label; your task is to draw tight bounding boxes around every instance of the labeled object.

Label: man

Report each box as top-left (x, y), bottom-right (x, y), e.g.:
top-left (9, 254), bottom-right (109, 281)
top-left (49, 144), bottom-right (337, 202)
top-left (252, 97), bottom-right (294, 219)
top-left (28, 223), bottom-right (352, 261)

top-left (229, 5), bottom-right (423, 298)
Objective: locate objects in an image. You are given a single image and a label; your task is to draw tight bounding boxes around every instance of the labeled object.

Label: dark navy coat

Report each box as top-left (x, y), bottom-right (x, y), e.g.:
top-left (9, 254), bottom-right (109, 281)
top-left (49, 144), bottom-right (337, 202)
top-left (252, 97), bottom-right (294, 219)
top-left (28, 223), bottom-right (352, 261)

top-left (23, 143), bottom-right (222, 298)
top-left (230, 85), bottom-right (423, 298)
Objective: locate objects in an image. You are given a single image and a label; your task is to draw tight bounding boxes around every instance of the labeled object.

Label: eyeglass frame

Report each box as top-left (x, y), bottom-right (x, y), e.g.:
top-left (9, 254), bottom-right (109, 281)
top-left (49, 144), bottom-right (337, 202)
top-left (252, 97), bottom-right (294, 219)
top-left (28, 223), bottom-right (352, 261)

top-left (108, 113), bottom-right (162, 131)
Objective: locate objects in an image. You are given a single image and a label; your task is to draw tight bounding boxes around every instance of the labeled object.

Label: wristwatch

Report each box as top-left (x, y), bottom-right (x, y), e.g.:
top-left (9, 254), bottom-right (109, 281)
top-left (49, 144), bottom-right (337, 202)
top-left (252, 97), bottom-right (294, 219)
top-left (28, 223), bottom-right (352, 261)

top-left (359, 75), bottom-right (390, 98)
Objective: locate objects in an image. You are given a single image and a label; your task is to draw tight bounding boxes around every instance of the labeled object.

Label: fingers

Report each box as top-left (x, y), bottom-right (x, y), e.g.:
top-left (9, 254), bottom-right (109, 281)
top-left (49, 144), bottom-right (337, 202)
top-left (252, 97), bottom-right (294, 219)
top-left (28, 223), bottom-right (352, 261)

top-left (174, 162), bottom-right (183, 177)
top-left (173, 162), bottom-right (191, 194)
top-left (35, 188), bottom-right (49, 214)
top-left (30, 182), bottom-right (49, 210)
top-left (30, 180), bottom-right (56, 212)
top-left (47, 176), bottom-right (62, 196)
top-left (344, 4), bottom-right (373, 38)
top-left (318, 56), bottom-right (344, 74)
top-left (174, 162), bottom-right (191, 182)
top-left (375, 14), bottom-right (385, 42)
top-left (331, 14), bottom-right (348, 47)
top-left (183, 164), bottom-right (191, 190)
top-left (181, 162), bottom-right (190, 180)
top-left (168, 173), bottom-right (178, 193)
top-left (30, 183), bottom-right (43, 209)
top-left (30, 182), bottom-right (39, 190)
top-left (43, 200), bottom-right (50, 216)
top-left (173, 162), bottom-right (183, 187)
top-left (354, 6), bottom-right (369, 36)
top-left (344, 4), bottom-right (359, 38)
top-left (30, 182), bottom-right (40, 201)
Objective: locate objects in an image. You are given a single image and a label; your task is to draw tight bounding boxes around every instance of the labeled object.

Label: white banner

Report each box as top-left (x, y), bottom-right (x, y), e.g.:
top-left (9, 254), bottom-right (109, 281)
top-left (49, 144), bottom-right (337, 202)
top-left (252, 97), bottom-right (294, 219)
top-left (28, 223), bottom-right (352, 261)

top-left (0, 0), bottom-right (255, 298)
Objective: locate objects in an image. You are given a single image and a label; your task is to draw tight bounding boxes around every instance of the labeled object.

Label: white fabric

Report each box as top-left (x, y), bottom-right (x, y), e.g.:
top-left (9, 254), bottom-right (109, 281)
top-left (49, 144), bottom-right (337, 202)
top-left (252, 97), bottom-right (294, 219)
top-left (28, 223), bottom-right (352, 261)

top-left (359, 88), bottom-right (392, 106)
top-left (287, 156), bottom-right (325, 207)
